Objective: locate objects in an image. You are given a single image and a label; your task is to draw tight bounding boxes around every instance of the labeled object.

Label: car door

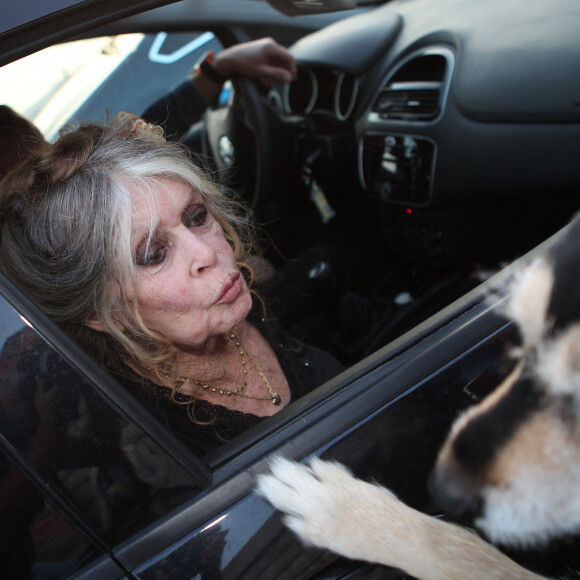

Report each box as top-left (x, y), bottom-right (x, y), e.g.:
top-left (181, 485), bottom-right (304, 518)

top-left (0, 252), bottom-right (519, 579)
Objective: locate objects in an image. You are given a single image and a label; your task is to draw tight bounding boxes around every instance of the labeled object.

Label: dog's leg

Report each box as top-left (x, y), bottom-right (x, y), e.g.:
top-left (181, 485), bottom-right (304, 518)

top-left (257, 457), bottom-right (545, 580)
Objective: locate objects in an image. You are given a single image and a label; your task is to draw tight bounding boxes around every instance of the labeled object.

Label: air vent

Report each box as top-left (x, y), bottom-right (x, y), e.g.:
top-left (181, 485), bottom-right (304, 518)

top-left (371, 50), bottom-right (452, 123)
top-left (373, 82), bottom-right (441, 121)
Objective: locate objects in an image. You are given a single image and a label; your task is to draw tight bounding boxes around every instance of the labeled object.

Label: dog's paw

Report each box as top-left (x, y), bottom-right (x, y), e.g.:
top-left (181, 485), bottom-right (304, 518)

top-left (257, 458), bottom-right (544, 580)
top-left (256, 456), bottom-right (398, 561)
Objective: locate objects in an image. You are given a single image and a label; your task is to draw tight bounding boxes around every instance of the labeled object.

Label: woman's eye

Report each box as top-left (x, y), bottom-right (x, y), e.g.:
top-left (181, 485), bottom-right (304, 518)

top-left (183, 204), bottom-right (208, 228)
top-left (135, 240), bottom-right (168, 266)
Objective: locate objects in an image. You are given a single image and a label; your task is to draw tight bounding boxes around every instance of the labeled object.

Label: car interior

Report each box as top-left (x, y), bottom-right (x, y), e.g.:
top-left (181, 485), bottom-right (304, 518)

top-left (2, 0), bottom-right (580, 577)
top-left (0, 0), bottom-right (578, 440)
top-left (2, 0), bottom-right (580, 432)
top-left (8, 0), bottom-right (580, 364)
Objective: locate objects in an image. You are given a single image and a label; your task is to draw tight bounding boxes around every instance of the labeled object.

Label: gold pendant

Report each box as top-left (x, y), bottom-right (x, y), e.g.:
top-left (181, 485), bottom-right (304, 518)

top-left (272, 393), bottom-right (281, 405)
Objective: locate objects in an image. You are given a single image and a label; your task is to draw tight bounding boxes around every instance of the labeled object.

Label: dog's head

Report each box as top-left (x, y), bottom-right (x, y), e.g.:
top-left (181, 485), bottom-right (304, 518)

top-left (429, 217), bottom-right (580, 550)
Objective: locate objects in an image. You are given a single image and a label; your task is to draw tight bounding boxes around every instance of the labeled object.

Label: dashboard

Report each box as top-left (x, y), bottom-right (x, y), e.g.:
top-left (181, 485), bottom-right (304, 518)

top-left (264, 0), bottom-right (580, 264)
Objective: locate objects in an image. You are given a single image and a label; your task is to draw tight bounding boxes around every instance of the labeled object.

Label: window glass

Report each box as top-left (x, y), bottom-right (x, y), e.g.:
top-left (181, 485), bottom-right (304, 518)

top-left (0, 32), bottom-right (224, 138)
top-left (0, 294), bottom-right (203, 559)
top-left (0, 448), bottom-right (113, 579)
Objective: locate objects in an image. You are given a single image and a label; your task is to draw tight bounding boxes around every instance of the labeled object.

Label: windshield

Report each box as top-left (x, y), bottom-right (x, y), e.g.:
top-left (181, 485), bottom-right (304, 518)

top-left (0, 31), bottom-right (221, 139)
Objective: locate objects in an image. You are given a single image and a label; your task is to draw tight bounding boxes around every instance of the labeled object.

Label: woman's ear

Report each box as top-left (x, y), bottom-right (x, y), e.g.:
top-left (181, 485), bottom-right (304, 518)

top-left (83, 316), bottom-right (108, 333)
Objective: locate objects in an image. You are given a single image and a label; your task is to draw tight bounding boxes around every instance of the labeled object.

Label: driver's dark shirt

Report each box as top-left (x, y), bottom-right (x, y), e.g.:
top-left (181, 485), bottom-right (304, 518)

top-left (142, 80), bottom-right (207, 141)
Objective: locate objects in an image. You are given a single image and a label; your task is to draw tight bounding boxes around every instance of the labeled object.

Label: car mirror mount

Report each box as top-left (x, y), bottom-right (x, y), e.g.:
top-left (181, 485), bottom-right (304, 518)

top-left (266, 0), bottom-right (357, 17)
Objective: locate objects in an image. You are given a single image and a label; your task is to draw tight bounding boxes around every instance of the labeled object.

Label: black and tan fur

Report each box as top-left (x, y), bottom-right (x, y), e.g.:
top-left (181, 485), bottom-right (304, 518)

top-left (258, 216), bottom-right (580, 579)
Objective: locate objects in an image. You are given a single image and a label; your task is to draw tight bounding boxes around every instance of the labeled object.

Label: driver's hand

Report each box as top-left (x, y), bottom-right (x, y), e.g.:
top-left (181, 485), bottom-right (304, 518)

top-left (213, 37), bottom-right (297, 86)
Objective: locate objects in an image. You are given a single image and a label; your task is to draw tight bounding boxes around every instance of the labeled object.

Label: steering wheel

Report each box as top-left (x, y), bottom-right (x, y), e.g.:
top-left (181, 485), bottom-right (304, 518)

top-left (202, 76), bottom-right (273, 209)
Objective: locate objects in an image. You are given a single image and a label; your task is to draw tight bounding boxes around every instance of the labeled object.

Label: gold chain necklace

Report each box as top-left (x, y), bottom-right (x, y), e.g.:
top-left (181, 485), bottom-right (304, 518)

top-left (134, 333), bottom-right (281, 406)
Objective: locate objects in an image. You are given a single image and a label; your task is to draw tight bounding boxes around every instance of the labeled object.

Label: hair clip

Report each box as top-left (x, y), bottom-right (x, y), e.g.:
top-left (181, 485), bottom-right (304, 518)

top-left (112, 111), bottom-right (166, 143)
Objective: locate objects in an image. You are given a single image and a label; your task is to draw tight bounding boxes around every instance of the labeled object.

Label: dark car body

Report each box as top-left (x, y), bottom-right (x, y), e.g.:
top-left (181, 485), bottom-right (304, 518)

top-left (1, 0), bottom-right (579, 578)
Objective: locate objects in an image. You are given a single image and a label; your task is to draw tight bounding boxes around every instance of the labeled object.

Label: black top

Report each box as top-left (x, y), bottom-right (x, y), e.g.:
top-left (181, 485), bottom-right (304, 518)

top-left (120, 311), bottom-right (343, 456)
top-left (141, 80), bottom-right (207, 142)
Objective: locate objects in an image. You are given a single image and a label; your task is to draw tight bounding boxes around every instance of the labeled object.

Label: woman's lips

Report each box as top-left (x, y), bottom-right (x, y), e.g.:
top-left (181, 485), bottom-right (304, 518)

top-left (215, 272), bottom-right (243, 304)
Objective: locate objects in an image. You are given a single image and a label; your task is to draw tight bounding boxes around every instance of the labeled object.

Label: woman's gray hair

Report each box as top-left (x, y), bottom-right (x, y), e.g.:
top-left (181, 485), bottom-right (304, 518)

top-left (0, 120), bottom-right (256, 372)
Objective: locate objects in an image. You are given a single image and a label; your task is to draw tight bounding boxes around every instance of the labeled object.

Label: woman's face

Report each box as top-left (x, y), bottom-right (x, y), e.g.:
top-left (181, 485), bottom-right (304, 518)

top-left (127, 178), bottom-right (252, 352)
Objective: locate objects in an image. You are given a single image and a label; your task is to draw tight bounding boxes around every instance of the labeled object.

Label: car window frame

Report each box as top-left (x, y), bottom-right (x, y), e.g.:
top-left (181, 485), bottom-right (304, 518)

top-left (0, 0), bottom-right (182, 67)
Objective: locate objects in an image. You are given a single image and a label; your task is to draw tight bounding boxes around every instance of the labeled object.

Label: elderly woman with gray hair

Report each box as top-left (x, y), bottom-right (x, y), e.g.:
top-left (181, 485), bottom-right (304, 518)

top-left (0, 116), bottom-right (342, 455)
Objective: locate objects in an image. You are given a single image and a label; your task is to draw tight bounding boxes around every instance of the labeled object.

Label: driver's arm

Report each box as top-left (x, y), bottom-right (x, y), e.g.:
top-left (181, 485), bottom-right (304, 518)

top-left (141, 37), bottom-right (296, 142)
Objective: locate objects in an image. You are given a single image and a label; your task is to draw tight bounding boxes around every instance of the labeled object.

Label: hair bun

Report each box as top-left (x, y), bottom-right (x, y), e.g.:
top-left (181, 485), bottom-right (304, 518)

top-left (37, 129), bottom-right (99, 183)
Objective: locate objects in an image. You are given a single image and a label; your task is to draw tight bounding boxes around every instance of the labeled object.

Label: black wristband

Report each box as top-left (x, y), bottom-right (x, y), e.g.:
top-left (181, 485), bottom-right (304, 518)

top-left (196, 50), bottom-right (228, 85)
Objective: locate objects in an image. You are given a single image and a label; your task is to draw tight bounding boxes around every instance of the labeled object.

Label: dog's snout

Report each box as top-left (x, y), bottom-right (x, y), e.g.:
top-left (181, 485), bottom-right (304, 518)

top-left (428, 464), bottom-right (482, 521)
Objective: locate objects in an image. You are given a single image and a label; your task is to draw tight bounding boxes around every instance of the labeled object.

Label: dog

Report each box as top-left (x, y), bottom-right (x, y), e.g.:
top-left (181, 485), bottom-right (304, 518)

top-left (257, 216), bottom-right (580, 579)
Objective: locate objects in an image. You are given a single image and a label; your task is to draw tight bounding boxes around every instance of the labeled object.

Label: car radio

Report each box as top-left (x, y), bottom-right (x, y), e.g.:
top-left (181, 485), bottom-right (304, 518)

top-left (361, 133), bottom-right (436, 206)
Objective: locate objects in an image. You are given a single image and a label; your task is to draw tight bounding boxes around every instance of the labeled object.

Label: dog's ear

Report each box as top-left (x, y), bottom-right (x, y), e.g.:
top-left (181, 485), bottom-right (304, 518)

top-left (501, 256), bottom-right (554, 348)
